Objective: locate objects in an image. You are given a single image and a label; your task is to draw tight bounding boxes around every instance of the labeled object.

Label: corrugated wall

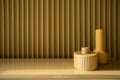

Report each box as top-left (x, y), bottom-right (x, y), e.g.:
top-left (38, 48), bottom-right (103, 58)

top-left (0, 0), bottom-right (120, 59)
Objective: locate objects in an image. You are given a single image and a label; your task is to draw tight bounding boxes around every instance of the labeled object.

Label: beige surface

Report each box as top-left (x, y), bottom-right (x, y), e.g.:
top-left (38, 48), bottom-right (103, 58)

top-left (0, 59), bottom-right (120, 79)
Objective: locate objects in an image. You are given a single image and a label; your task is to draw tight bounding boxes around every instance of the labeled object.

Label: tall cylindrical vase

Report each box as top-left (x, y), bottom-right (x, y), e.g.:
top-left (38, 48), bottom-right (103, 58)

top-left (94, 29), bottom-right (108, 64)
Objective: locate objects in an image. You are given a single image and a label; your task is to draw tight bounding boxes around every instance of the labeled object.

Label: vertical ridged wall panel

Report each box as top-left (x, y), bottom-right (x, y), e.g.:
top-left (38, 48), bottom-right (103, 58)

top-left (116, 0), bottom-right (120, 59)
top-left (0, 0), bottom-right (119, 59)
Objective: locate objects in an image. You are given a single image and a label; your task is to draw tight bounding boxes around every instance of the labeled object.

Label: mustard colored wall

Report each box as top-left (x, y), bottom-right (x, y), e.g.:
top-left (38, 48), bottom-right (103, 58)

top-left (0, 0), bottom-right (120, 59)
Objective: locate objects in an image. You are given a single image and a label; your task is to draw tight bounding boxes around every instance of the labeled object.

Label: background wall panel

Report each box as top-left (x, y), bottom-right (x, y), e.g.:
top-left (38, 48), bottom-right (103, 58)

top-left (116, 0), bottom-right (120, 59)
top-left (0, 0), bottom-right (119, 59)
